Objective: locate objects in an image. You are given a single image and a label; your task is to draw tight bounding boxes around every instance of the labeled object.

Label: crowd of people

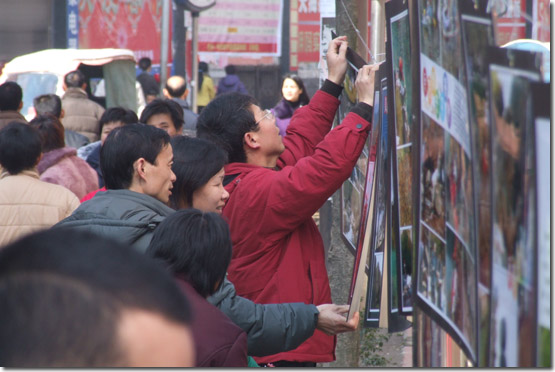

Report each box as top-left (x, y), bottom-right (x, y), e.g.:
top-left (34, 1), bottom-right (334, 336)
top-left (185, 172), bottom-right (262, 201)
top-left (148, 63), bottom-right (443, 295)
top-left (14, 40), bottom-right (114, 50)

top-left (0, 36), bottom-right (380, 367)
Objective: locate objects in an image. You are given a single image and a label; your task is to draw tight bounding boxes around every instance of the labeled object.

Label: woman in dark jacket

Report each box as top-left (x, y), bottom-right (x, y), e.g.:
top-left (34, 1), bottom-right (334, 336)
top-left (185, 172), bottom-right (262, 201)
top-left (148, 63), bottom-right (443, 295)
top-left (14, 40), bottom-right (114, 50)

top-left (271, 74), bottom-right (310, 137)
top-left (147, 209), bottom-right (248, 367)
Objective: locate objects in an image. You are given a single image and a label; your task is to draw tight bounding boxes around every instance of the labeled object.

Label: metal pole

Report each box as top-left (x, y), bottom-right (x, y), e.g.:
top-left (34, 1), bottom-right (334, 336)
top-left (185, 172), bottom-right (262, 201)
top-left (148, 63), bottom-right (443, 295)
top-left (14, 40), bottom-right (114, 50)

top-left (370, 0), bottom-right (385, 63)
top-left (191, 11), bottom-right (199, 113)
top-left (160, 0), bottom-right (171, 96)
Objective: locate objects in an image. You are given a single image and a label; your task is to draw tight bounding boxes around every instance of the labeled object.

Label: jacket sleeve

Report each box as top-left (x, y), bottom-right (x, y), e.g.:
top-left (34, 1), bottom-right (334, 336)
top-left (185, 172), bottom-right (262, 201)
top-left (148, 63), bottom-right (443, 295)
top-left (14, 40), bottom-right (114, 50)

top-left (207, 278), bottom-right (318, 357)
top-left (278, 80), bottom-right (343, 167)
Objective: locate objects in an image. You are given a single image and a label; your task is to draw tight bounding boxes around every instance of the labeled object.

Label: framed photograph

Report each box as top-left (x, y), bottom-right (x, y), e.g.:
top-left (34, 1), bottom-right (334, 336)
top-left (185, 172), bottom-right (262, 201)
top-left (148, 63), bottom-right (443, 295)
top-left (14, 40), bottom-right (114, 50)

top-left (364, 66), bottom-right (390, 327)
top-left (487, 46), bottom-right (542, 367)
top-left (386, 0), bottom-right (416, 315)
top-left (339, 46), bottom-right (370, 254)
top-left (415, 0), bottom-right (479, 363)
top-left (530, 83), bottom-right (550, 367)
top-left (459, 4), bottom-right (495, 364)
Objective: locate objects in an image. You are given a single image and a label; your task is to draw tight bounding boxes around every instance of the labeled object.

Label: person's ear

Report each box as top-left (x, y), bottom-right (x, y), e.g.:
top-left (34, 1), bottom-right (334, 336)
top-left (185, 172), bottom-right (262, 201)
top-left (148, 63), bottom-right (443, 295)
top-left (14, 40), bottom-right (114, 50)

top-left (183, 88), bottom-right (189, 99)
top-left (60, 109), bottom-right (65, 119)
top-left (18, 101), bottom-right (24, 112)
top-left (163, 88), bottom-right (171, 99)
top-left (35, 152), bottom-right (43, 166)
top-left (243, 132), bottom-right (260, 150)
top-left (134, 157), bottom-right (148, 181)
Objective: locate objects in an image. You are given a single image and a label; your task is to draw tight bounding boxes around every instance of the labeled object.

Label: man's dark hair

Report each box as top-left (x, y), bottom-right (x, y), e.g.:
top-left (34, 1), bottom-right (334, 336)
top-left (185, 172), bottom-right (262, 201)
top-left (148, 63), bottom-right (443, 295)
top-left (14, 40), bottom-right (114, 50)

top-left (99, 107), bottom-right (139, 132)
top-left (140, 98), bottom-right (184, 132)
top-left (224, 65), bottom-right (236, 75)
top-left (64, 70), bottom-right (86, 88)
top-left (198, 62), bottom-right (209, 73)
top-left (101, 123), bottom-right (170, 190)
top-left (29, 114), bottom-right (65, 152)
top-left (196, 92), bottom-right (258, 163)
top-left (147, 209), bottom-right (232, 298)
top-left (0, 81), bottom-right (23, 111)
top-left (138, 57), bottom-right (152, 71)
top-left (33, 94), bottom-right (62, 118)
top-left (0, 227), bottom-right (191, 367)
top-left (169, 136), bottom-right (228, 209)
top-left (0, 122), bottom-right (42, 174)
top-left (165, 78), bottom-right (187, 98)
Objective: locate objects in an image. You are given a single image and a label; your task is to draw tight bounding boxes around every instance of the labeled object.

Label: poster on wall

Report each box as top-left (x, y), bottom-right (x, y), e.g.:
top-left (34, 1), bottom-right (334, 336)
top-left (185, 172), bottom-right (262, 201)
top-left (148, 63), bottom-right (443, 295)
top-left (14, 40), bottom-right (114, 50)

top-left (487, 47), bottom-right (542, 367)
top-left (364, 66), bottom-right (389, 327)
top-left (198, 0), bottom-right (282, 56)
top-left (415, 0), bottom-right (478, 362)
top-left (458, 2), bottom-right (495, 364)
top-left (530, 82), bottom-right (551, 367)
top-left (385, 0), bottom-right (415, 315)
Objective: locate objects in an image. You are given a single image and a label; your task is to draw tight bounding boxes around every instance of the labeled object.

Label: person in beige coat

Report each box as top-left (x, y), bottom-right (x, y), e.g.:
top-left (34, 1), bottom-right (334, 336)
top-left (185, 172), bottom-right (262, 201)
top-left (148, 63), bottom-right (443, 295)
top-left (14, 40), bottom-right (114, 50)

top-left (61, 70), bottom-right (105, 142)
top-left (0, 122), bottom-right (79, 248)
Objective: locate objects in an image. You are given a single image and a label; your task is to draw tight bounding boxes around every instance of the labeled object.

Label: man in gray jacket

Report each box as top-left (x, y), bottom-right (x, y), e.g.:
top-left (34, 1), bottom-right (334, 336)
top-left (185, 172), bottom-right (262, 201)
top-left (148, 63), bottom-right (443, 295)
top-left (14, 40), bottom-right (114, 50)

top-left (56, 123), bottom-right (357, 356)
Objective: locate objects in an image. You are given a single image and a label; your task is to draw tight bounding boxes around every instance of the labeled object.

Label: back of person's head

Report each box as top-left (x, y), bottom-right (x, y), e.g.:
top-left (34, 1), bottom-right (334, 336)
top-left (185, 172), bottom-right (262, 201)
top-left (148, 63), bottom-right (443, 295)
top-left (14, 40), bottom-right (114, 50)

top-left (0, 122), bottom-right (41, 174)
top-left (147, 209), bottom-right (232, 298)
top-left (198, 62), bottom-right (209, 73)
top-left (169, 136), bottom-right (228, 209)
top-left (282, 74), bottom-right (310, 105)
top-left (0, 81), bottom-right (23, 111)
top-left (0, 228), bottom-right (193, 367)
top-left (33, 94), bottom-right (62, 118)
top-left (29, 114), bottom-right (65, 153)
top-left (101, 123), bottom-right (170, 190)
top-left (138, 57), bottom-right (152, 71)
top-left (140, 98), bottom-right (184, 132)
top-left (224, 65), bottom-right (236, 75)
top-left (196, 93), bottom-right (258, 163)
top-left (99, 106), bottom-right (138, 131)
top-left (64, 70), bottom-right (86, 88)
top-left (165, 76), bottom-right (187, 98)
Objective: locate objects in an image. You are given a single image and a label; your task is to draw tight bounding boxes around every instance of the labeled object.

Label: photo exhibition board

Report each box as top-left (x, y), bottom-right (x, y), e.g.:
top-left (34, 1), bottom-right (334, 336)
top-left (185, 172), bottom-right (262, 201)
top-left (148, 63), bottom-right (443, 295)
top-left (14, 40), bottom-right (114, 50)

top-left (530, 82), bottom-right (550, 368)
top-left (415, 0), bottom-right (479, 362)
top-left (385, 0), bottom-right (416, 315)
top-left (364, 65), bottom-right (389, 327)
top-left (486, 46), bottom-right (542, 367)
top-left (458, 1), bottom-right (495, 365)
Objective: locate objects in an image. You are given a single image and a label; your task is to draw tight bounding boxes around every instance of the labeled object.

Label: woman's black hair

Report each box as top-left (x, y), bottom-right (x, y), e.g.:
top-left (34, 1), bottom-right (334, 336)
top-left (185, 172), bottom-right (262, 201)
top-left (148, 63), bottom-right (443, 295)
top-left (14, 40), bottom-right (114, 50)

top-left (169, 136), bottom-right (228, 209)
top-left (146, 209), bottom-right (232, 298)
top-left (281, 74), bottom-right (310, 105)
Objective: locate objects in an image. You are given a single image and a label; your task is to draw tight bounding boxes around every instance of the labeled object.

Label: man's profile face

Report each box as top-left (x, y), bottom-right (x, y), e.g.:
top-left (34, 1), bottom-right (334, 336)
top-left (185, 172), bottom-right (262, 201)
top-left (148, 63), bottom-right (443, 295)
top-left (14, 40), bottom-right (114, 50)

top-left (146, 113), bottom-right (178, 137)
top-left (117, 308), bottom-right (195, 367)
top-left (250, 104), bottom-right (285, 157)
top-left (142, 144), bottom-right (176, 204)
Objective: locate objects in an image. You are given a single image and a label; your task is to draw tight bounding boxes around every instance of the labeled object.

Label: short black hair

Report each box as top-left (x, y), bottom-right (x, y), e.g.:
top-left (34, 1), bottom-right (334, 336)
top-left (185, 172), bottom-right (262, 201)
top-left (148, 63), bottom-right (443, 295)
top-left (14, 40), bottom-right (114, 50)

top-left (33, 94), bottom-right (62, 118)
top-left (99, 107), bottom-right (139, 132)
top-left (169, 136), bottom-right (228, 209)
top-left (29, 114), bottom-right (65, 152)
top-left (138, 57), bottom-right (152, 71)
top-left (225, 65), bottom-right (236, 75)
top-left (64, 70), bottom-right (86, 88)
top-left (0, 122), bottom-right (42, 174)
top-left (196, 92), bottom-right (258, 163)
top-left (198, 62), bottom-right (209, 73)
top-left (147, 209), bottom-right (232, 298)
top-left (0, 81), bottom-right (23, 111)
top-left (0, 227), bottom-right (191, 367)
top-left (101, 123), bottom-right (171, 190)
top-left (140, 98), bottom-right (184, 132)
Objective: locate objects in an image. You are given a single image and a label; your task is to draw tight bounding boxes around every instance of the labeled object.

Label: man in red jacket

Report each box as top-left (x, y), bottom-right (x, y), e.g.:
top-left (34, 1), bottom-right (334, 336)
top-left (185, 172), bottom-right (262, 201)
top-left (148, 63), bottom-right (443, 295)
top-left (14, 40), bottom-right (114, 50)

top-left (196, 36), bottom-right (379, 366)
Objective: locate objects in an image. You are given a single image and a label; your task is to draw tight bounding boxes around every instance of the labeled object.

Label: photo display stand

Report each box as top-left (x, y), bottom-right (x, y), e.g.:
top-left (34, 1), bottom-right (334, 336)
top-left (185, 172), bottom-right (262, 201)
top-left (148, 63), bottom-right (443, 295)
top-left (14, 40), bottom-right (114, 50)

top-left (458, 1), bottom-right (495, 366)
top-left (530, 82), bottom-right (550, 368)
top-left (364, 64), bottom-right (390, 327)
top-left (385, 0), bottom-right (416, 316)
top-left (414, 0), bottom-right (479, 363)
top-left (486, 46), bottom-right (543, 367)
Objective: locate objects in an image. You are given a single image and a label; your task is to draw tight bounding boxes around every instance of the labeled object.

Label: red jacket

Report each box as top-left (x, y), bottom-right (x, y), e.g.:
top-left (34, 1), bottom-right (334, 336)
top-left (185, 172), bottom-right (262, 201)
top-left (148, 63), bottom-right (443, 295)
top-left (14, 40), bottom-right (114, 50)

top-left (222, 88), bottom-right (372, 364)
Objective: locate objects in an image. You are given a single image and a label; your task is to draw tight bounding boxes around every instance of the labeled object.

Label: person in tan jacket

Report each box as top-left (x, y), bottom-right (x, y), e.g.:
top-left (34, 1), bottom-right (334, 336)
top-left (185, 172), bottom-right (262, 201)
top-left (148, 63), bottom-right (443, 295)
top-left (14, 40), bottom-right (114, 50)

top-left (0, 122), bottom-right (79, 248)
top-left (61, 70), bottom-right (105, 142)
